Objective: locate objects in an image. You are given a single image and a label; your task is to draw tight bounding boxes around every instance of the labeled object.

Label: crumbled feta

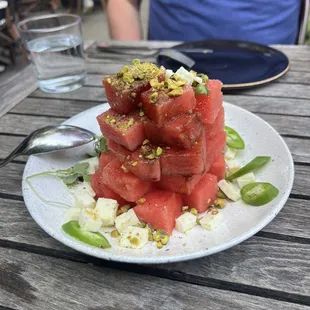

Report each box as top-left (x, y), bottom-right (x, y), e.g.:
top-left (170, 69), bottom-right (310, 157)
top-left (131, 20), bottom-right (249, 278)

top-left (236, 172), bottom-right (256, 189)
top-left (165, 69), bottom-right (174, 78)
top-left (79, 207), bottom-right (102, 232)
top-left (226, 159), bottom-right (240, 174)
top-left (175, 212), bottom-right (197, 233)
top-left (95, 198), bottom-right (118, 227)
top-left (63, 207), bottom-right (81, 223)
top-left (200, 210), bottom-right (223, 230)
top-left (225, 147), bottom-right (237, 160)
top-left (119, 226), bottom-right (149, 249)
top-left (115, 209), bottom-right (140, 232)
top-left (218, 179), bottom-right (241, 201)
top-left (174, 67), bottom-right (202, 85)
top-left (78, 157), bottom-right (99, 175)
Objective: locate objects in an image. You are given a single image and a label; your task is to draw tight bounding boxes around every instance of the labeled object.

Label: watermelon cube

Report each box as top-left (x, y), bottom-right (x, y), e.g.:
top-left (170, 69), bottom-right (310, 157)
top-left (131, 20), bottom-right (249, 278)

top-left (107, 139), bottom-right (130, 162)
top-left (144, 113), bottom-right (203, 149)
top-left (183, 173), bottom-right (218, 213)
top-left (134, 190), bottom-right (182, 235)
top-left (206, 131), bottom-right (226, 167)
top-left (195, 80), bottom-right (223, 124)
top-left (204, 107), bottom-right (225, 138)
top-left (90, 171), bottom-right (127, 205)
top-left (208, 153), bottom-right (226, 181)
top-left (123, 147), bottom-right (161, 182)
top-left (101, 159), bottom-right (152, 202)
top-left (99, 151), bottom-right (116, 170)
top-left (160, 132), bottom-right (206, 176)
top-left (141, 84), bottom-right (196, 127)
top-left (97, 109), bottom-right (145, 151)
top-left (156, 174), bottom-right (203, 195)
top-left (103, 77), bottom-right (150, 114)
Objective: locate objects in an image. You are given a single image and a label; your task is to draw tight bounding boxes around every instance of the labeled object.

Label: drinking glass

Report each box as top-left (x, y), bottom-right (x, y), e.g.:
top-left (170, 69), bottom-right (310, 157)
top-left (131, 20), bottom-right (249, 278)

top-left (18, 14), bottom-right (87, 93)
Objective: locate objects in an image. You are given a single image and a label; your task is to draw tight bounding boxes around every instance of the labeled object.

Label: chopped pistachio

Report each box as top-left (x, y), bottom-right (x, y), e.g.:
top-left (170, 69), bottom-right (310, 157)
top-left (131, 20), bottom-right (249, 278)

top-left (195, 83), bottom-right (209, 95)
top-left (139, 111), bottom-right (145, 117)
top-left (156, 147), bottom-right (163, 156)
top-left (182, 206), bottom-right (189, 212)
top-left (145, 153), bottom-right (155, 160)
top-left (111, 230), bottom-right (120, 238)
top-left (143, 139), bottom-right (150, 145)
top-left (121, 165), bottom-right (129, 172)
top-left (132, 59), bottom-right (141, 65)
top-left (130, 237), bottom-right (140, 246)
top-left (106, 77), bottom-right (111, 84)
top-left (190, 208), bottom-right (198, 216)
top-left (137, 198), bottom-right (146, 204)
top-left (130, 92), bottom-right (136, 98)
top-left (127, 118), bottom-right (135, 127)
top-left (131, 161), bottom-right (138, 167)
top-left (117, 204), bottom-right (132, 216)
top-left (156, 241), bottom-right (163, 249)
top-left (214, 198), bottom-right (226, 209)
top-left (168, 88), bottom-right (183, 96)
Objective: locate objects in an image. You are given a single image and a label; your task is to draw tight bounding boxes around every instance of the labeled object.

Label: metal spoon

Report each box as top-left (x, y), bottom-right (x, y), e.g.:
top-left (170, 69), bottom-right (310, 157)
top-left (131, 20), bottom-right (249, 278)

top-left (0, 125), bottom-right (96, 168)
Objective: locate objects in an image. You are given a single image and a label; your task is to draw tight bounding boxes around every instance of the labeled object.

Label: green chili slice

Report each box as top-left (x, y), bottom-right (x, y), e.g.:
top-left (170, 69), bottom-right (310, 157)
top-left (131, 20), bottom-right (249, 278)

top-left (226, 156), bottom-right (271, 181)
top-left (224, 126), bottom-right (245, 149)
top-left (241, 182), bottom-right (279, 206)
top-left (62, 221), bottom-right (111, 249)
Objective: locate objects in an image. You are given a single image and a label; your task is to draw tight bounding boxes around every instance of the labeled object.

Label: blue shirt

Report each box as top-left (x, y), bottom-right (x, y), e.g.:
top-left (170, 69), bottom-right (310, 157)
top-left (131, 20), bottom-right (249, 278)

top-left (149, 0), bottom-right (301, 44)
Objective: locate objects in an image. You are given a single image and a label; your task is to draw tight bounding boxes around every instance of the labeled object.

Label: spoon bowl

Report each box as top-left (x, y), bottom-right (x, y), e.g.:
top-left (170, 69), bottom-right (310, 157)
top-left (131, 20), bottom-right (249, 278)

top-left (0, 125), bottom-right (96, 168)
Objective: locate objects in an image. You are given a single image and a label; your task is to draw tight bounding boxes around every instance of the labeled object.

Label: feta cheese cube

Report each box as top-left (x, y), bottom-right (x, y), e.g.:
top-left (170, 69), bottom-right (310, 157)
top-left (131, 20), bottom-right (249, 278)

top-left (119, 226), bottom-right (149, 249)
top-left (225, 147), bottom-right (237, 160)
top-left (175, 212), bottom-right (197, 233)
top-left (95, 198), bottom-right (118, 227)
top-left (226, 159), bottom-right (240, 174)
top-left (115, 209), bottom-right (140, 232)
top-left (79, 208), bottom-right (102, 232)
top-left (218, 179), bottom-right (241, 201)
top-left (236, 172), bottom-right (256, 189)
top-left (63, 207), bottom-right (81, 223)
top-left (78, 157), bottom-right (99, 175)
top-left (71, 181), bottom-right (96, 209)
top-left (71, 181), bottom-right (96, 197)
top-left (200, 210), bottom-right (223, 230)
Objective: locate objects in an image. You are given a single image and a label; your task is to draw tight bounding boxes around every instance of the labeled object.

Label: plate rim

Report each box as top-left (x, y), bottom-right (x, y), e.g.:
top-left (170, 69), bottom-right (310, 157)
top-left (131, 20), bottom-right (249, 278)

top-left (22, 102), bottom-right (295, 264)
top-left (158, 39), bottom-right (290, 90)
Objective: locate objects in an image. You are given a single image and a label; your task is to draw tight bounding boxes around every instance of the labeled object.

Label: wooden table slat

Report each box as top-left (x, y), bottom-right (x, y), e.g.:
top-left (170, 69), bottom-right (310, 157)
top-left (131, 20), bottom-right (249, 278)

top-left (3, 248), bottom-right (308, 310)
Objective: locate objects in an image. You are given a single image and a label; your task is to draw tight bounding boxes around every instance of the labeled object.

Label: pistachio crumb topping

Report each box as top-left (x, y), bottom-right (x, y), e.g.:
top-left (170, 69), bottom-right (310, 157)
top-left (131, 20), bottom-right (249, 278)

top-left (104, 113), bottom-right (136, 133)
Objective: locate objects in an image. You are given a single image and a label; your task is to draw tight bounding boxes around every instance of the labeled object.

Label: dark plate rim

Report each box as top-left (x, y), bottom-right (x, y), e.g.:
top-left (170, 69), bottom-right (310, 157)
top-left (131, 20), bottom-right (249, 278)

top-left (167, 39), bottom-right (290, 90)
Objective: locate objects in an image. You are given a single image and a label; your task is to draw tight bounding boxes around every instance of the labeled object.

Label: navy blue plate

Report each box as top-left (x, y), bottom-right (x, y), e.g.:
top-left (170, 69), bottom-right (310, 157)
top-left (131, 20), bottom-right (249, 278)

top-left (157, 40), bottom-right (290, 90)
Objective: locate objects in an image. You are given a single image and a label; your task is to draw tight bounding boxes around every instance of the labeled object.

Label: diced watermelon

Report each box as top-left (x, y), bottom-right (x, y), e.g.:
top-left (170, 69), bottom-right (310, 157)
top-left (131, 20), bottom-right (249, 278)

top-left (90, 171), bottom-right (127, 205)
top-left (204, 107), bottom-right (225, 138)
top-left (208, 153), bottom-right (226, 181)
top-left (156, 174), bottom-right (203, 195)
top-left (98, 151), bottom-right (116, 170)
top-left (103, 77), bottom-right (150, 114)
top-left (141, 84), bottom-right (196, 127)
top-left (206, 131), bottom-right (226, 167)
top-left (144, 113), bottom-right (203, 149)
top-left (123, 147), bottom-right (161, 182)
top-left (101, 158), bottom-right (152, 202)
top-left (97, 109), bottom-right (145, 151)
top-left (195, 80), bottom-right (223, 124)
top-left (183, 173), bottom-right (218, 213)
top-left (134, 190), bottom-right (182, 235)
top-left (160, 132), bottom-right (206, 176)
top-left (107, 139), bottom-right (130, 162)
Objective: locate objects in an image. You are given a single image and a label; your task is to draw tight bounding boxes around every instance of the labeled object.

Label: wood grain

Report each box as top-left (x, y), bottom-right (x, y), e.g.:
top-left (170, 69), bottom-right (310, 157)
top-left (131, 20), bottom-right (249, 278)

top-left (0, 66), bottom-right (37, 119)
top-left (1, 109), bottom-right (310, 140)
top-left (3, 249), bottom-right (307, 310)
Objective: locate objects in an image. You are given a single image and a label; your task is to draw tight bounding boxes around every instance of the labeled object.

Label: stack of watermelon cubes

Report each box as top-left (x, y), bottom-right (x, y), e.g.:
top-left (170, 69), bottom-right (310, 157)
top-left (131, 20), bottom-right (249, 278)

top-left (91, 60), bottom-right (226, 235)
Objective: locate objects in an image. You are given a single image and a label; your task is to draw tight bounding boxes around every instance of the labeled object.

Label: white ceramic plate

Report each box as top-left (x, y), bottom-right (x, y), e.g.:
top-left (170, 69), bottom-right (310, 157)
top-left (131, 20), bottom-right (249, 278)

top-left (22, 102), bottom-right (294, 264)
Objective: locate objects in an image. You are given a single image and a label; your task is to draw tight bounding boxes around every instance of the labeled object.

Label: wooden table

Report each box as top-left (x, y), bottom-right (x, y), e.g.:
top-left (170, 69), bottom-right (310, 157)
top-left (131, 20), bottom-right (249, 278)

top-left (0, 41), bottom-right (310, 310)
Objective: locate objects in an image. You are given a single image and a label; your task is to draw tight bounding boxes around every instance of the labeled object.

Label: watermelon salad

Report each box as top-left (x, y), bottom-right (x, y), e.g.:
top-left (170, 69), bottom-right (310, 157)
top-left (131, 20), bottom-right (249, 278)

top-left (27, 59), bottom-right (279, 251)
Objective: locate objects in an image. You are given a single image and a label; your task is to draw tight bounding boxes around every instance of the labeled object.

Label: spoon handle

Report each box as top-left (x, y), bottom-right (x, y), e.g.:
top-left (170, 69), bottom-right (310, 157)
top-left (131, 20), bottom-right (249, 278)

top-left (0, 153), bottom-right (19, 168)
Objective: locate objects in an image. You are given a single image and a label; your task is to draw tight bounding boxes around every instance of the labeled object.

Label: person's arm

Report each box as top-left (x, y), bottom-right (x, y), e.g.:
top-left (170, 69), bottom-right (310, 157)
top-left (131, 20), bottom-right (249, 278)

top-left (104, 0), bottom-right (142, 40)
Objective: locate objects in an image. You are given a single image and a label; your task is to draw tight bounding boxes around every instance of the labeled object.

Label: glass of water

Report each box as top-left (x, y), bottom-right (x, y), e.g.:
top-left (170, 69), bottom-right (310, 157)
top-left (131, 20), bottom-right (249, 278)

top-left (18, 14), bottom-right (86, 93)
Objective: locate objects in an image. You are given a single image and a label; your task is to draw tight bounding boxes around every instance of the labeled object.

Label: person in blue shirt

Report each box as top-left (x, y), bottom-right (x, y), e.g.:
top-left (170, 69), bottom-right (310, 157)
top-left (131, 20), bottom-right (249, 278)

top-left (105, 0), bottom-right (302, 44)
